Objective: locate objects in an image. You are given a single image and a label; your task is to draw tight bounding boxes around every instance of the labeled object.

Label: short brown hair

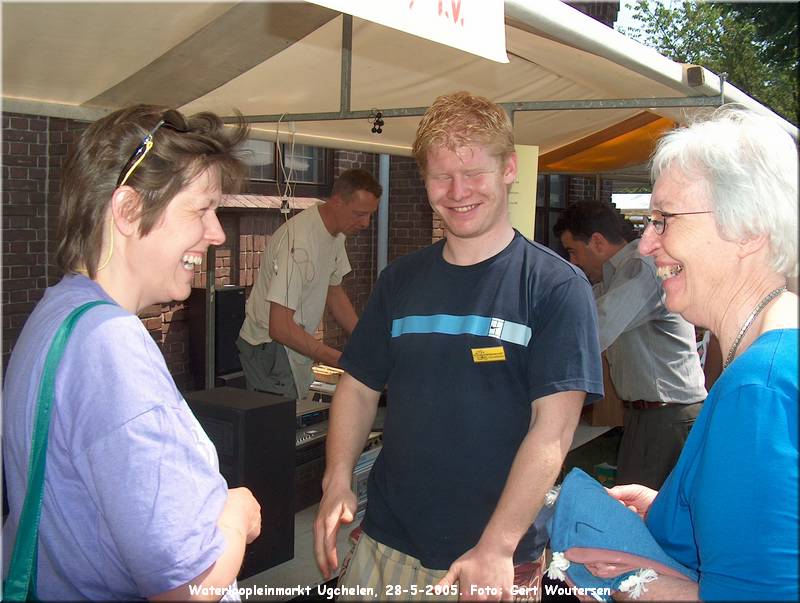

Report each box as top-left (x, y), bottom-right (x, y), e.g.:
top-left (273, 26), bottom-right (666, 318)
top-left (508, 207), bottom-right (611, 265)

top-left (412, 91), bottom-right (514, 174)
top-left (331, 168), bottom-right (383, 201)
top-left (57, 105), bottom-right (249, 277)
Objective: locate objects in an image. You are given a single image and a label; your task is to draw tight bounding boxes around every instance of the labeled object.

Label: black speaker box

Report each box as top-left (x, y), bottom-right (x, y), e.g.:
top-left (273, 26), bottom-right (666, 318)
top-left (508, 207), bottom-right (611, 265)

top-left (185, 387), bottom-right (295, 578)
top-left (188, 286), bottom-right (246, 388)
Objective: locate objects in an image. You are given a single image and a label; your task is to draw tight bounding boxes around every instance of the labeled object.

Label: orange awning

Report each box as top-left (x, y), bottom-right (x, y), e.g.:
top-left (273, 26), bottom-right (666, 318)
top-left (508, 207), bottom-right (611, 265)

top-left (538, 112), bottom-right (675, 173)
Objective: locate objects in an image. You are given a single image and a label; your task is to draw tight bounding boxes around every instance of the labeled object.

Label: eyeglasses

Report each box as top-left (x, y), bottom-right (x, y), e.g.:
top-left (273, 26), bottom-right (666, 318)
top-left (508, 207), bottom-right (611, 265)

top-left (116, 109), bottom-right (190, 187)
top-left (645, 209), bottom-right (714, 235)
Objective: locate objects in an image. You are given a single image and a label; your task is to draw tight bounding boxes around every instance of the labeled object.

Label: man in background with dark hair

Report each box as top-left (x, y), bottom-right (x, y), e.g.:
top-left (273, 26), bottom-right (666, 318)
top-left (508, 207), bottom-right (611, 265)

top-left (554, 202), bottom-right (706, 489)
top-left (237, 168), bottom-right (381, 399)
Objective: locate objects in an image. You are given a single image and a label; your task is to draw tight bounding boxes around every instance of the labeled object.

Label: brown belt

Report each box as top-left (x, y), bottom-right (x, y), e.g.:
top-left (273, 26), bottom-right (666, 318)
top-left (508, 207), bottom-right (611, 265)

top-left (622, 399), bottom-right (678, 410)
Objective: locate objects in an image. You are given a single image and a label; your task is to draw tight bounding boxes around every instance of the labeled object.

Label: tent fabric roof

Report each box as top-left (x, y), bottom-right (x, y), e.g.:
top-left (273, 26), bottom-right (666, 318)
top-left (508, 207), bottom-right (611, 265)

top-left (3, 1), bottom-right (795, 174)
top-left (538, 113), bottom-right (675, 173)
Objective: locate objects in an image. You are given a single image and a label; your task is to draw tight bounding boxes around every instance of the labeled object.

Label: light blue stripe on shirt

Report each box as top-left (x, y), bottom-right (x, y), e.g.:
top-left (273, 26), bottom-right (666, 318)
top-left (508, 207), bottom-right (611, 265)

top-left (391, 314), bottom-right (531, 346)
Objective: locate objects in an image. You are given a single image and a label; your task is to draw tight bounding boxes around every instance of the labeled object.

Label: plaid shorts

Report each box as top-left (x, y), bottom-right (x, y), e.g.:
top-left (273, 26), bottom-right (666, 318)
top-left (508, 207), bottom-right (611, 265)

top-left (338, 527), bottom-right (544, 602)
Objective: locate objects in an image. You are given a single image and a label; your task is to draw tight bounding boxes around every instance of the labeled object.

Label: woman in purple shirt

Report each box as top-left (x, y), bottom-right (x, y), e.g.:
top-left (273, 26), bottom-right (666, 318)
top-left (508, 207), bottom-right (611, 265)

top-left (3, 106), bottom-right (261, 600)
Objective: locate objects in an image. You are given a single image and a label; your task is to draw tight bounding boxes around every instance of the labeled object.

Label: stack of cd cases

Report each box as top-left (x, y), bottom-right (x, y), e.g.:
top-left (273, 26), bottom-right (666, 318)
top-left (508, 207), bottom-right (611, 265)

top-left (351, 444), bottom-right (382, 520)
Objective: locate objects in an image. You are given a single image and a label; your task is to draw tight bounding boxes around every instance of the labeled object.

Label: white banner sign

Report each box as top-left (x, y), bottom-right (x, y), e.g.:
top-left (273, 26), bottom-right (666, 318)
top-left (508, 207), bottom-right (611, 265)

top-left (307, 0), bottom-right (508, 63)
top-left (508, 144), bottom-right (539, 241)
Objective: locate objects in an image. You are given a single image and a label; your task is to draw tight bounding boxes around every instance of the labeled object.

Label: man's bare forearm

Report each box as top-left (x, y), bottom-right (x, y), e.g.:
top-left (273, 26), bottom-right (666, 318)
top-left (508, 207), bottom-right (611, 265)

top-left (323, 375), bottom-right (380, 489)
top-left (269, 302), bottom-right (342, 366)
top-left (479, 391), bottom-right (583, 555)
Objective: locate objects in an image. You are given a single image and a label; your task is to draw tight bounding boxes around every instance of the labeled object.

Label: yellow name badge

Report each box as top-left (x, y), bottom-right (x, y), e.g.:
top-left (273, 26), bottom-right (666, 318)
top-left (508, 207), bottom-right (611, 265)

top-left (471, 346), bottom-right (506, 363)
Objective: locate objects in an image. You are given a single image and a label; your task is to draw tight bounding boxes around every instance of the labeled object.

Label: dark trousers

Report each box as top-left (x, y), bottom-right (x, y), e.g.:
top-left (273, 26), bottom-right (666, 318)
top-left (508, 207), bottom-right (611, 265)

top-left (616, 402), bottom-right (703, 490)
top-left (235, 337), bottom-right (297, 398)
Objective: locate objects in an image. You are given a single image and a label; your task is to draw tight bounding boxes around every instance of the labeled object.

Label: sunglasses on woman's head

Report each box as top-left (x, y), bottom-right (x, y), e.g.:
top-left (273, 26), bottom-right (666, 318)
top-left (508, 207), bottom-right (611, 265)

top-left (116, 110), bottom-right (190, 187)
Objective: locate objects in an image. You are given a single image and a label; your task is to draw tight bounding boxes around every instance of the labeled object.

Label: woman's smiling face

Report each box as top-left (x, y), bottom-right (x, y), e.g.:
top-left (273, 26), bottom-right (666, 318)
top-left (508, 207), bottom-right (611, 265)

top-left (639, 164), bottom-right (736, 328)
top-left (128, 166), bottom-right (225, 310)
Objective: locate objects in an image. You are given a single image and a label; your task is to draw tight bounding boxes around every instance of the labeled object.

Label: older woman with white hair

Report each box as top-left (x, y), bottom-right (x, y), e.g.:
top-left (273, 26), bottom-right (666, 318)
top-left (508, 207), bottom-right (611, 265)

top-left (594, 107), bottom-right (798, 601)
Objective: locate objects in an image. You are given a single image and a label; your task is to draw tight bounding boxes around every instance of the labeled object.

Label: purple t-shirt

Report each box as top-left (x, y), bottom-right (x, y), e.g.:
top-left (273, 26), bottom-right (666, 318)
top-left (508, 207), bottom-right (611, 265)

top-left (3, 275), bottom-right (230, 600)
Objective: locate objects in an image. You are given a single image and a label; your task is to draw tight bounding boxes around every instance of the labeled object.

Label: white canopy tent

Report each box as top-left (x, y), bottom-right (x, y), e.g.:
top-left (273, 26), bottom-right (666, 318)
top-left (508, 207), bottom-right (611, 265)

top-left (3, 0), bottom-right (796, 173)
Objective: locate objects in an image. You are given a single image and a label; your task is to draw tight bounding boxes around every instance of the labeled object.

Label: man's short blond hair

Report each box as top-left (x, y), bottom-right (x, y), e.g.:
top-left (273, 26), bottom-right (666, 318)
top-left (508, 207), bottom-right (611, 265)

top-left (412, 91), bottom-right (514, 174)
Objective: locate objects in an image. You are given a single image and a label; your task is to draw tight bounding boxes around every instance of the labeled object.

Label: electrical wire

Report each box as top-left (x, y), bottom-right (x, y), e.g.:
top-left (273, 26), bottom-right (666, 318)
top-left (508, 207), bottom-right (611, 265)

top-left (285, 129), bottom-right (297, 200)
top-left (276, 115), bottom-right (298, 203)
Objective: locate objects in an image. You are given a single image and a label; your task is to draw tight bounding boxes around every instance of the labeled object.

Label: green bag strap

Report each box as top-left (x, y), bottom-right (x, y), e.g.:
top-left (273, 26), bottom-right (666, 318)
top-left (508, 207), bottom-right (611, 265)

top-left (4, 300), bottom-right (115, 602)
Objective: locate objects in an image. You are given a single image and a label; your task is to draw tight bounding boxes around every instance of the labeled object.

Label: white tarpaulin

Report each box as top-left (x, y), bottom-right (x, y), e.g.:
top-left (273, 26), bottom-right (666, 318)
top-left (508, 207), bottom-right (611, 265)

top-left (3, 0), bottom-right (795, 171)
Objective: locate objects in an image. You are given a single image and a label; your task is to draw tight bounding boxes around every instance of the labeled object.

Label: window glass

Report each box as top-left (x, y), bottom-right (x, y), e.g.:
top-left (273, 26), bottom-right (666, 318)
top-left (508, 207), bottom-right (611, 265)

top-left (241, 139), bottom-right (276, 181)
top-left (534, 208), bottom-right (546, 243)
top-left (282, 143), bottom-right (325, 184)
top-left (536, 175), bottom-right (546, 207)
top-left (549, 175), bottom-right (566, 208)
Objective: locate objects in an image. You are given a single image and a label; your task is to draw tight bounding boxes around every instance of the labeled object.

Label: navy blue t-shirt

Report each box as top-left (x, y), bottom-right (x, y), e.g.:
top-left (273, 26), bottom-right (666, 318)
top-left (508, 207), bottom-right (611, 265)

top-left (341, 232), bottom-right (603, 569)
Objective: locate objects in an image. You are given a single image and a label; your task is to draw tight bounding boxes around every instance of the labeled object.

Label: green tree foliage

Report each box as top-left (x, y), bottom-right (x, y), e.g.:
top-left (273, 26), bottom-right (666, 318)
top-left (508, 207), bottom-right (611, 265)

top-left (617, 1), bottom-right (798, 125)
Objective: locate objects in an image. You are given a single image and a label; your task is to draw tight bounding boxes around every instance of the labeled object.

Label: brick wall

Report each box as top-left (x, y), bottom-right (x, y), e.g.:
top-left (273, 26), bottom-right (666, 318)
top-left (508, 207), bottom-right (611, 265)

top-left (2, 114), bottom-right (92, 370)
top-left (3, 113), bottom-right (49, 368)
top-left (388, 156), bottom-right (435, 257)
top-left (46, 118), bottom-right (90, 286)
top-left (568, 175), bottom-right (614, 204)
top-left (568, 175), bottom-right (596, 203)
top-left (600, 178), bottom-right (614, 204)
top-left (237, 211), bottom-right (284, 289)
top-left (140, 301), bottom-right (193, 390)
top-left (335, 150), bottom-right (378, 176)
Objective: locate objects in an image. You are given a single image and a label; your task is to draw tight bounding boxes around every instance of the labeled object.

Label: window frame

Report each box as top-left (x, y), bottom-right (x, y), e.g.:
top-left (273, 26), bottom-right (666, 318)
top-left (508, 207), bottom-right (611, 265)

top-left (241, 139), bottom-right (334, 198)
top-left (534, 174), bottom-right (570, 252)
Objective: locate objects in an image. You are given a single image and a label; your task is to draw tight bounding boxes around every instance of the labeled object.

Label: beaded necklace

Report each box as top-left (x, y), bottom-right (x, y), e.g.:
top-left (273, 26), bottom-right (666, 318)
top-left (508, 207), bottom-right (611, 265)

top-left (723, 285), bottom-right (787, 368)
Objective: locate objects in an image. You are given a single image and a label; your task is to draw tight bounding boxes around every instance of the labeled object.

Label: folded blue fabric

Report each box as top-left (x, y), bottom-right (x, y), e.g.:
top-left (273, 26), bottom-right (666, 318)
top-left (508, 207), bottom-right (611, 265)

top-left (545, 468), bottom-right (698, 601)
